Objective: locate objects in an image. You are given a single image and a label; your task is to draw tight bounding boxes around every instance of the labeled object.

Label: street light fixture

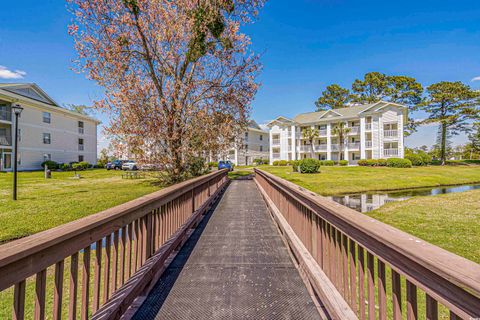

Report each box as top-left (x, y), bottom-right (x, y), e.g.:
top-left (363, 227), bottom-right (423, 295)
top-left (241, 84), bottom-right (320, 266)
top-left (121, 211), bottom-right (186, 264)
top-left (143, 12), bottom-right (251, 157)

top-left (12, 104), bottom-right (23, 200)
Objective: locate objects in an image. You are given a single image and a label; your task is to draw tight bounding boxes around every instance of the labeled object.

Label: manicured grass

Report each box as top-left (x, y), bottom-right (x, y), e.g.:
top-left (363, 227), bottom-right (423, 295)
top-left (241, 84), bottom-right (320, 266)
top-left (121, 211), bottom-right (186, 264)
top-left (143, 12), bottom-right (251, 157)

top-left (0, 170), bottom-right (161, 243)
top-left (228, 168), bottom-right (254, 180)
top-left (261, 165), bottom-right (480, 196)
top-left (368, 189), bottom-right (480, 263)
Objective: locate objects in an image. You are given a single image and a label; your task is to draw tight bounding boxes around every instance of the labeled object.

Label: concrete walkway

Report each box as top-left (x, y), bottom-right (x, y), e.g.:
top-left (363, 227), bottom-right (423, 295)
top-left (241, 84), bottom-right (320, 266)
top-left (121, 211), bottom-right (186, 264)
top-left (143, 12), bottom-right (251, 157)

top-left (132, 179), bottom-right (320, 320)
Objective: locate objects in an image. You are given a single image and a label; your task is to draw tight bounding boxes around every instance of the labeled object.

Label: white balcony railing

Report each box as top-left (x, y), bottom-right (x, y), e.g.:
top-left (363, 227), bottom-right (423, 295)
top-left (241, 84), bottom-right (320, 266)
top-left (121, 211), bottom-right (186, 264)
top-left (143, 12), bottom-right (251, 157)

top-left (315, 144), bottom-right (328, 152)
top-left (272, 153), bottom-right (280, 159)
top-left (272, 139), bottom-right (280, 145)
top-left (299, 145), bottom-right (313, 152)
top-left (384, 149), bottom-right (399, 157)
top-left (348, 126), bottom-right (360, 134)
top-left (287, 145), bottom-right (292, 152)
top-left (0, 135), bottom-right (12, 146)
top-left (365, 141), bottom-right (372, 148)
top-left (331, 144), bottom-right (340, 151)
top-left (348, 142), bottom-right (360, 149)
top-left (384, 130), bottom-right (398, 138)
top-left (365, 123), bottom-right (372, 131)
top-left (318, 130), bottom-right (327, 136)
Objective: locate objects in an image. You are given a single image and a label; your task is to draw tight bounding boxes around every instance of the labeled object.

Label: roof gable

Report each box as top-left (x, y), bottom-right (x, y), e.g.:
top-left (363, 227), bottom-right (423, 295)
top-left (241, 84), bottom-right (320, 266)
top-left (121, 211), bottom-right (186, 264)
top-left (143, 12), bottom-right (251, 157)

top-left (0, 83), bottom-right (58, 106)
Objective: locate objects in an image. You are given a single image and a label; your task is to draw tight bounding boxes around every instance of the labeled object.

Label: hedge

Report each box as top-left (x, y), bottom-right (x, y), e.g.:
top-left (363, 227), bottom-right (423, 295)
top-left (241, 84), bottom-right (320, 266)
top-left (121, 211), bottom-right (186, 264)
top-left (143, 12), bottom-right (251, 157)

top-left (386, 158), bottom-right (412, 168)
top-left (339, 160), bottom-right (348, 166)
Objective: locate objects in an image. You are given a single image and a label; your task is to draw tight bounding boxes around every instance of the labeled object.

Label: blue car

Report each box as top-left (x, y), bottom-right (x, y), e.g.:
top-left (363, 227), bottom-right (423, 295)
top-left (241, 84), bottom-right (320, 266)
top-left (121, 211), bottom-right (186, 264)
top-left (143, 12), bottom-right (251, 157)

top-left (218, 160), bottom-right (234, 171)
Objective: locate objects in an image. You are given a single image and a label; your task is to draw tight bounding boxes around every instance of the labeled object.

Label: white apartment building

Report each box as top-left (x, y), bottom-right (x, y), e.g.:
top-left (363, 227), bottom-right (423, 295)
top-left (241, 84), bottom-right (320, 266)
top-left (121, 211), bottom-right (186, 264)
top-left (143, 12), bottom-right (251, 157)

top-left (267, 101), bottom-right (407, 165)
top-left (226, 120), bottom-right (270, 166)
top-left (0, 83), bottom-right (99, 171)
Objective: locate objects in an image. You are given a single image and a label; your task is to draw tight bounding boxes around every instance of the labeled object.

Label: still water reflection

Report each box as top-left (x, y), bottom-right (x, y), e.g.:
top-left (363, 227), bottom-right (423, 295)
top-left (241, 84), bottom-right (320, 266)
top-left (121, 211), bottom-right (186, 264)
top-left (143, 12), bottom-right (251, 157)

top-left (329, 184), bottom-right (480, 213)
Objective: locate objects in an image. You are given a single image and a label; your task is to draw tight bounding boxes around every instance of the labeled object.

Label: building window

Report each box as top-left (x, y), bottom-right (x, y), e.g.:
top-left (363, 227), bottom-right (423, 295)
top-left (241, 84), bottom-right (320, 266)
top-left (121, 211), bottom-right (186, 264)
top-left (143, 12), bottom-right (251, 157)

top-left (79, 155), bottom-right (84, 162)
top-left (43, 133), bottom-right (51, 144)
top-left (259, 135), bottom-right (263, 141)
top-left (78, 138), bottom-right (84, 151)
top-left (17, 129), bottom-right (21, 142)
top-left (244, 132), bottom-right (248, 140)
top-left (78, 121), bottom-right (84, 134)
top-left (260, 146), bottom-right (263, 152)
top-left (43, 112), bottom-right (51, 124)
top-left (44, 154), bottom-right (51, 161)
top-left (245, 144), bottom-right (248, 151)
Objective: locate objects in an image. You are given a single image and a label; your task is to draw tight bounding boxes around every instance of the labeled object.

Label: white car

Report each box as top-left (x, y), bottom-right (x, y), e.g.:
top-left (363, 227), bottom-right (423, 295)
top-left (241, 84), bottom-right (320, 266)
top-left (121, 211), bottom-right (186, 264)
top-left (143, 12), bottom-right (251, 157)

top-left (122, 161), bottom-right (138, 171)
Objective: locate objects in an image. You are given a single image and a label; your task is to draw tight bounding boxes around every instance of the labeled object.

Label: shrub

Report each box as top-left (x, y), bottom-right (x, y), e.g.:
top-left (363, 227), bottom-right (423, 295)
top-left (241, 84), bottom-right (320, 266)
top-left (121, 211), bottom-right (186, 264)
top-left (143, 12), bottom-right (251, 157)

top-left (72, 161), bottom-right (90, 171)
top-left (262, 159), bottom-right (269, 165)
top-left (41, 160), bottom-right (58, 170)
top-left (377, 159), bottom-right (387, 166)
top-left (272, 160), bottom-right (279, 166)
top-left (208, 161), bottom-right (218, 168)
top-left (60, 163), bottom-right (71, 171)
top-left (386, 158), bottom-right (412, 168)
top-left (323, 160), bottom-right (335, 166)
top-left (278, 160), bottom-right (288, 166)
top-left (357, 159), bottom-right (368, 166)
top-left (187, 157), bottom-right (207, 177)
top-left (366, 159), bottom-right (378, 166)
top-left (291, 160), bottom-right (301, 172)
top-left (299, 158), bottom-right (321, 173)
top-left (405, 153), bottom-right (424, 166)
top-left (339, 160), bottom-right (348, 166)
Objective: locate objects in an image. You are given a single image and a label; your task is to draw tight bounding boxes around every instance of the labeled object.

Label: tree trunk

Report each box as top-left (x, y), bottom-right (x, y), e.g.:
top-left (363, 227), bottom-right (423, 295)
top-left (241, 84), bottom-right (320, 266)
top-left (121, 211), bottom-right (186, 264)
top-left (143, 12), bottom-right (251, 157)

top-left (441, 122), bottom-right (447, 165)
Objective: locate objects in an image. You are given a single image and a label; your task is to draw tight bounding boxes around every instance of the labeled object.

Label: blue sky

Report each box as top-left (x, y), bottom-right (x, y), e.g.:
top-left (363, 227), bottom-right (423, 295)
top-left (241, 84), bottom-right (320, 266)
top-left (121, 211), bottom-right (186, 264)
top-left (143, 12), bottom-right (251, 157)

top-left (1, 0), bottom-right (480, 150)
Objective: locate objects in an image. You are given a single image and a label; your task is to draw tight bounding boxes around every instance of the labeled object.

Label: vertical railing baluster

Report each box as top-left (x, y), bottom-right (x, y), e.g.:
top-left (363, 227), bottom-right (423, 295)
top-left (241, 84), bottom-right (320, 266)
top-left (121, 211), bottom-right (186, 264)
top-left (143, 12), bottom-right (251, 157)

top-left (367, 252), bottom-right (375, 320)
top-left (69, 253), bottom-right (78, 320)
top-left (112, 230), bottom-right (119, 293)
top-left (34, 269), bottom-right (47, 320)
top-left (119, 226), bottom-right (126, 287)
top-left (349, 239), bottom-right (357, 314)
top-left (53, 260), bottom-right (64, 320)
top-left (103, 234), bottom-right (111, 302)
top-left (406, 280), bottom-right (418, 320)
top-left (426, 294), bottom-right (438, 320)
top-left (342, 234), bottom-right (349, 300)
top-left (81, 247), bottom-right (90, 320)
top-left (13, 280), bottom-right (26, 320)
top-left (93, 240), bottom-right (102, 312)
top-left (392, 270), bottom-right (402, 320)
top-left (378, 261), bottom-right (387, 320)
top-left (358, 246), bottom-right (366, 320)
top-left (126, 223), bottom-right (133, 279)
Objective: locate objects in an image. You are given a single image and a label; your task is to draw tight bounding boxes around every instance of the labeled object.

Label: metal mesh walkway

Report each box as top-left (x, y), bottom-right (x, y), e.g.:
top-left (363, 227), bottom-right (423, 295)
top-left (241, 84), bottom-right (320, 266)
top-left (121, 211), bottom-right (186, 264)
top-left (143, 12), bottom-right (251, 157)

top-left (132, 179), bottom-right (320, 319)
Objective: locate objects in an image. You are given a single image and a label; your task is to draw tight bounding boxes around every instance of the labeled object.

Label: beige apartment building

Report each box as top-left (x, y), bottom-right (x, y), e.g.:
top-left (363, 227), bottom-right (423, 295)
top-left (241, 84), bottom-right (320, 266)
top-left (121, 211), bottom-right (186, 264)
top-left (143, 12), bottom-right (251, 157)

top-left (225, 120), bottom-right (270, 165)
top-left (0, 83), bottom-right (99, 171)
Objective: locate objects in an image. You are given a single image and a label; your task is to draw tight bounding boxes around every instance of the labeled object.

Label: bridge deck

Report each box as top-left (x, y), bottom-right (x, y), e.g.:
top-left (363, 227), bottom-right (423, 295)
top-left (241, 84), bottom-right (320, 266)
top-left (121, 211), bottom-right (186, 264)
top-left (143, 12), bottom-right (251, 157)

top-left (132, 179), bottom-right (320, 319)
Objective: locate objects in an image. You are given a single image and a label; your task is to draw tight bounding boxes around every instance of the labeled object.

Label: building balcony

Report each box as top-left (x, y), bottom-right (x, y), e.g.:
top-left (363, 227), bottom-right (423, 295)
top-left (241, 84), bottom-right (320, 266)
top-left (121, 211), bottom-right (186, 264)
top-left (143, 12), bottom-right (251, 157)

top-left (348, 126), bottom-right (360, 135)
top-left (384, 149), bottom-right (399, 157)
top-left (272, 153), bottom-right (280, 159)
top-left (314, 144), bottom-right (328, 152)
top-left (365, 141), bottom-right (372, 148)
top-left (365, 123), bottom-right (372, 131)
top-left (287, 145), bottom-right (292, 151)
top-left (272, 139), bottom-right (280, 145)
top-left (384, 130), bottom-right (398, 138)
top-left (299, 145), bottom-right (313, 152)
top-left (348, 142), bottom-right (360, 149)
top-left (0, 135), bottom-right (12, 146)
top-left (0, 110), bottom-right (12, 122)
top-left (318, 129), bottom-right (327, 136)
top-left (331, 144), bottom-right (340, 151)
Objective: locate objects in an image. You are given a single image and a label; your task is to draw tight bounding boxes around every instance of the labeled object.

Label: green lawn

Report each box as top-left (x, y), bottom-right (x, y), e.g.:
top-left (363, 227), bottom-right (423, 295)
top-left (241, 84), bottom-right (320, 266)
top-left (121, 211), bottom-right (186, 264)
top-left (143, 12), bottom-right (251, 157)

top-left (369, 190), bottom-right (480, 263)
top-left (0, 170), bottom-right (161, 243)
top-left (261, 165), bottom-right (480, 263)
top-left (261, 165), bottom-right (480, 196)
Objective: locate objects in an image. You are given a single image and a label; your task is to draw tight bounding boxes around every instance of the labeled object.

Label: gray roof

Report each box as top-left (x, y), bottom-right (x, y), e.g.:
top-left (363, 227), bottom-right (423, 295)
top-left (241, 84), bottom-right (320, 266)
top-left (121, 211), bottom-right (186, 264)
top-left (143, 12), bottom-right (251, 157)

top-left (293, 101), bottom-right (405, 124)
top-left (247, 120), bottom-right (262, 130)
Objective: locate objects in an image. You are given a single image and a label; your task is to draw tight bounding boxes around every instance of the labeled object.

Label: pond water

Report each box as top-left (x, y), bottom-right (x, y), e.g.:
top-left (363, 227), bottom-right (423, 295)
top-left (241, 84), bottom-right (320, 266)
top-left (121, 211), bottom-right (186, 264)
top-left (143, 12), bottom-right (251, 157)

top-left (329, 184), bottom-right (480, 213)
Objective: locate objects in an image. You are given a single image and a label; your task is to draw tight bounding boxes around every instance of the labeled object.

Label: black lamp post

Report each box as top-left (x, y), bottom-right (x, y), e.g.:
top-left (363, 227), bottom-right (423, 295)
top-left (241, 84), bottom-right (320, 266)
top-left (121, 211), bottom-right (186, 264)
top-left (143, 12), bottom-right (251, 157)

top-left (12, 104), bottom-right (23, 200)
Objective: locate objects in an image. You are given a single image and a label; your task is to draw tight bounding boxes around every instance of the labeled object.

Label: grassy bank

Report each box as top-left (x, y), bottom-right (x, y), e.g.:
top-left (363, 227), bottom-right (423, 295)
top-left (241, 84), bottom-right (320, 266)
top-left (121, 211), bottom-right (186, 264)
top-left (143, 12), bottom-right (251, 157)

top-left (368, 189), bottom-right (480, 263)
top-left (261, 165), bottom-right (480, 196)
top-left (0, 170), bottom-right (161, 243)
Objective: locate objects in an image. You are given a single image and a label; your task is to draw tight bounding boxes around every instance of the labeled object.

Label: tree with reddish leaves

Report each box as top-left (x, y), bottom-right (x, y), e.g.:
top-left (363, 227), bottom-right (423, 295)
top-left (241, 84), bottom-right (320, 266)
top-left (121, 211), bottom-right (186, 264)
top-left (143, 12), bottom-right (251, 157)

top-left (68, 0), bottom-right (264, 183)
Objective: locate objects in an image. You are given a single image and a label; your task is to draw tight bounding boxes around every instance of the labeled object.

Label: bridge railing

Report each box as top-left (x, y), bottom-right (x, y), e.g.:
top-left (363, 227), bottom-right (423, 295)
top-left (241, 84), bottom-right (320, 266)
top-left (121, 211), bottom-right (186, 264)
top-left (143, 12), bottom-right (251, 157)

top-left (254, 168), bottom-right (480, 320)
top-left (0, 169), bottom-right (228, 320)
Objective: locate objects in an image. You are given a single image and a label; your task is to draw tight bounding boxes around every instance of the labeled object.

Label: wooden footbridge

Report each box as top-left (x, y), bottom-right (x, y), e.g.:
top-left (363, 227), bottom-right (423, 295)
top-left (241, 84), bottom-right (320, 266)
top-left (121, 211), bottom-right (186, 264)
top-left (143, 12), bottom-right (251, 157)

top-left (1, 169), bottom-right (479, 319)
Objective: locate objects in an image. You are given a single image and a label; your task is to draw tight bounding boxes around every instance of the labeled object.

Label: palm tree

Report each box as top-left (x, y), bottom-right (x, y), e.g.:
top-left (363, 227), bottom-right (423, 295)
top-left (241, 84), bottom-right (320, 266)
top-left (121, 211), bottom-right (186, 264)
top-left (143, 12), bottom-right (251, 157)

top-left (301, 127), bottom-right (320, 158)
top-left (331, 122), bottom-right (350, 161)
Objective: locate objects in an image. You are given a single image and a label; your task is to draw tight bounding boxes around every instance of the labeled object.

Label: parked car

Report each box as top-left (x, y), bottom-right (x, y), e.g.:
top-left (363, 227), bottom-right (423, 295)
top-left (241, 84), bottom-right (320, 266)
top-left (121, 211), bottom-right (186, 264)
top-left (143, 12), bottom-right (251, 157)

top-left (218, 160), bottom-right (234, 171)
top-left (122, 160), bottom-right (138, 171)
top-left (106, 160), bottom-right (125, 170)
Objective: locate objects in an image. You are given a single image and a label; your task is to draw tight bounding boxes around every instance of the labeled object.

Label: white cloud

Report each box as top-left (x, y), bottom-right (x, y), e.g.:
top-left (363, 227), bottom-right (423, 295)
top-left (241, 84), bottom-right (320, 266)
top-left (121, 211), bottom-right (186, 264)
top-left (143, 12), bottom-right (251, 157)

top-left (0, 65), bottom-right (26, 79)
top-left (471, 76), bottom-right (480, 82)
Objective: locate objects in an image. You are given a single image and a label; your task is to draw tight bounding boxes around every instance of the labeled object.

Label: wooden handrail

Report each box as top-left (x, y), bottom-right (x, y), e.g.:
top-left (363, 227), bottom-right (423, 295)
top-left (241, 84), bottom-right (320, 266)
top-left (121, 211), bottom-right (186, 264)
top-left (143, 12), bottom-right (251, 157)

top-left (0, 169), bottom-right (228, 320)
top-left (254, 168), bottom-right (480, 319)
